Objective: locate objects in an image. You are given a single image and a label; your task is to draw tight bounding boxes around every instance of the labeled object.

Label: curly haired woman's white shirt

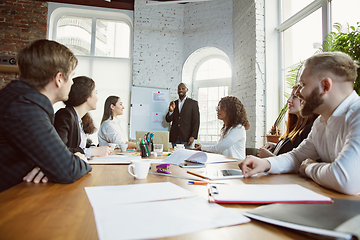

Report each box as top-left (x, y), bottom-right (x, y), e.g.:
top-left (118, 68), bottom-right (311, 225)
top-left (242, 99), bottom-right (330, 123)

top-left (201, 124), bottom-right (246, 160)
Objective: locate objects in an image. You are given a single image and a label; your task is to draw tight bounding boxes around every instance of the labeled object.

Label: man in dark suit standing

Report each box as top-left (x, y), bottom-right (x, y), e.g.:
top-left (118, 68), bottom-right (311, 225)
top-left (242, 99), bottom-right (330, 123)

top-left (166, 83), bottom-right (200, 148)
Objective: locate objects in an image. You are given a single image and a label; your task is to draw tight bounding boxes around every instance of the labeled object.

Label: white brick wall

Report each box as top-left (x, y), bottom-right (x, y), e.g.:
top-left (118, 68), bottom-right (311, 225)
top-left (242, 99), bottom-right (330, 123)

top-left (133, 0), bottom-right (185, 97)
top-left (133, 0), bottom-right (233, 99)
top-left (232, 0), bottom-right (266, 148)
top-left (133, 0), bottom-right (266, 148)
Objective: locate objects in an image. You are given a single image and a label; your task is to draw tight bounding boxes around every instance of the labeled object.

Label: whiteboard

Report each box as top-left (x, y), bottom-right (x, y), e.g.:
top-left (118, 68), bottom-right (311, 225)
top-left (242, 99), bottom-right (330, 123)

top-left (129, 86), bottom-right (170, 140)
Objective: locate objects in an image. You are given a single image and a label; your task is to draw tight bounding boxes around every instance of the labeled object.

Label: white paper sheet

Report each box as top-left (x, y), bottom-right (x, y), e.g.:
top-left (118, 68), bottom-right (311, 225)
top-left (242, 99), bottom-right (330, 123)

top-left (89, 155), bottom-right (141, 165)
top-left (92, 197), bottom-right (250, 240)
top-left (209, 184), bottom-right (332, 203)
top-left (160, 149), bottom-right (237, 165)
top-left (85, 182), bottom-right (196, 208)
top-left (160, 149), bottom-right (207, 165)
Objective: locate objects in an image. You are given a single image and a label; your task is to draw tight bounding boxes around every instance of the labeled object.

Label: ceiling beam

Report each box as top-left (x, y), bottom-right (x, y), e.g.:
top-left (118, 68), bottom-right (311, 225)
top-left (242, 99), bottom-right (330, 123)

top-left (35, 0), bottom-right (134, 10)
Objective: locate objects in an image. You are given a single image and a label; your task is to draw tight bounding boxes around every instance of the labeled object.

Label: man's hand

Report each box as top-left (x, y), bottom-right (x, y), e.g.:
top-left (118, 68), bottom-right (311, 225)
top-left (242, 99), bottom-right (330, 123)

top-left (92, 146), bottom-right (112, 157)
top-left (264, 142), bottom-right (276, 151)
top-left (257, 147), bottom-right (275, 158)
top-left (23, 167), bottom-right (48, 183)
top-left (299, 158), bottom-right (317, 177)
top-left (169, 101), bottom-right (175, 112)
top-left (187, 136), bottom-right (195, 146)
top-left (239, 155), bottom-right (271, 177)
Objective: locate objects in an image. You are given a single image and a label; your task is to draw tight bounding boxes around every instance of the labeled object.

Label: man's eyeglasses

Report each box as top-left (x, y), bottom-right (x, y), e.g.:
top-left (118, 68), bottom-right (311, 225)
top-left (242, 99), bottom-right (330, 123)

top-left (215, 106), bottom-right (221, 111)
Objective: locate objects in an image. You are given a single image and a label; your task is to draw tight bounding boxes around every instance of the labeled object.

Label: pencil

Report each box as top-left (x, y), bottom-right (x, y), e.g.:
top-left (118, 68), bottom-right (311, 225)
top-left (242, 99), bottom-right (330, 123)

top-left (188, 181), bottom-right (227, 185)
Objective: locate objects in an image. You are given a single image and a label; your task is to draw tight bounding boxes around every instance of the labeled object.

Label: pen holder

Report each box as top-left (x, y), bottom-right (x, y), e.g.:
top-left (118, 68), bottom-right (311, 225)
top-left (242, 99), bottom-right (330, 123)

top-left (148, 140), bottom-right (153, 152)
top-left (140, 140), bottom-right (150, 157)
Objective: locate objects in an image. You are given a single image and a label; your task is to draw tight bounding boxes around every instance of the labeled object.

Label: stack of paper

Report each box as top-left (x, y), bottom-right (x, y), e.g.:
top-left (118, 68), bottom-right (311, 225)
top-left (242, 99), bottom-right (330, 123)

top-left (88, 155), bottom-right (141, 165)
top-left (85, 182), bottom-right (249, 240)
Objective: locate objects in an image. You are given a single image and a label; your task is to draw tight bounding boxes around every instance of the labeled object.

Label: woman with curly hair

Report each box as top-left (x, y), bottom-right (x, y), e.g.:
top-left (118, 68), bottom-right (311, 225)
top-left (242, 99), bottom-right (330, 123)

top-left (54, 76), bottom-right (112, 159)
top-left (257, 84), bottom-right (318, 158)
top-left (195, 96), bottom-right (250, 159)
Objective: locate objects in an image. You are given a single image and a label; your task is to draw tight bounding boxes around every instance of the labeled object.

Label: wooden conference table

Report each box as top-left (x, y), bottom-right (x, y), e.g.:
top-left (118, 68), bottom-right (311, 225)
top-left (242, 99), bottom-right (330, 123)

top-left (1, 151), bottom-right (360, 240)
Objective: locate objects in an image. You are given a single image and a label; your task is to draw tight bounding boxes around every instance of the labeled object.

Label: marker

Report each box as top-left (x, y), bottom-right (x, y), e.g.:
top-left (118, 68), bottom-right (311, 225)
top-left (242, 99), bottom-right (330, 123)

top-left (188, 181), bottom-right (227, 185)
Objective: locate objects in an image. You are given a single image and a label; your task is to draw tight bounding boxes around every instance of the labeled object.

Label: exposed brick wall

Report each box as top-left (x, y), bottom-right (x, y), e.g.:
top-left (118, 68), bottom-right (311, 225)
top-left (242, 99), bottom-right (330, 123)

top-left (133, 0), bottom-right (233, 100)
top-left (183, 0), bottom-right (233, 74)
top-left (0, 0), bottom-right (48, 89)
top-left (232, 0), bottom-right (266, 148)
top-left (133, 0), bottom-right (184, 98)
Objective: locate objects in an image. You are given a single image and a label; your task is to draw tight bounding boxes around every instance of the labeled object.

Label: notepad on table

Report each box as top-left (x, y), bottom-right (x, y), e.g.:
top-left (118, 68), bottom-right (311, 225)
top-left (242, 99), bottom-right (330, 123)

top-left (244, 198), bottom-right (360, 240)
top-left (88, 155), bottom-right (141, 165)
top-left (207, 184), bottom-right (333, 204)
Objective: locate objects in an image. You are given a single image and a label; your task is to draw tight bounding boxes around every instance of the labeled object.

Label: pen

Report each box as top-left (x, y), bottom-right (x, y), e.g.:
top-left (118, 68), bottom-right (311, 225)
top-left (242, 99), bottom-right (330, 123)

top-left (188, 181), bottom-right (227, 185)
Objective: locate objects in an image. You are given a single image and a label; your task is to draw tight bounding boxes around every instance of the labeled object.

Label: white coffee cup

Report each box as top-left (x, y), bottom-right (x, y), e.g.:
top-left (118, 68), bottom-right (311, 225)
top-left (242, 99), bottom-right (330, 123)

top-left (153, 143), bottom-right (163, 157)
top-left (127, 159), bottom-right (150, 179)
top-left (120, 143), bottom-right (128, 152)
top-left (108, 143), bottom-right (117, 151)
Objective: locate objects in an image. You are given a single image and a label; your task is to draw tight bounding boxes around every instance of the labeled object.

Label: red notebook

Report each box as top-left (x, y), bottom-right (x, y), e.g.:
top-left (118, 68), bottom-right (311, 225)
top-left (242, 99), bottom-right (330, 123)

top-left (208, 184), bottom-right (333, 204)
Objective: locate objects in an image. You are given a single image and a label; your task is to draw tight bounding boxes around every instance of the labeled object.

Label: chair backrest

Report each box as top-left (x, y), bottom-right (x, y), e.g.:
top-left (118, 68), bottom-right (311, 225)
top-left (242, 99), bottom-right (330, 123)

top-left (135, 131), bottom-right (170, 151)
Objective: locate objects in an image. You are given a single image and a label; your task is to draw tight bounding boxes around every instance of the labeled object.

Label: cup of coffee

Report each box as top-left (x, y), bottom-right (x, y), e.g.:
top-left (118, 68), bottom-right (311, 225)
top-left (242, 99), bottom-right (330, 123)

top-left (120, 143), bottom-right (128, 152)
top-left (153, 143), bottom-right (163, 157)
top-left (127, 159), bottom-right (150, 179)
top-left (108, 143), bottom-right (117, 151)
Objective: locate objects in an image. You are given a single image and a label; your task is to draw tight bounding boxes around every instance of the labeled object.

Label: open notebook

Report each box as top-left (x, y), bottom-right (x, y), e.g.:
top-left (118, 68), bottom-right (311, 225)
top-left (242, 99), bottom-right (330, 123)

top-left (161, 149), bottom-right (237, 166)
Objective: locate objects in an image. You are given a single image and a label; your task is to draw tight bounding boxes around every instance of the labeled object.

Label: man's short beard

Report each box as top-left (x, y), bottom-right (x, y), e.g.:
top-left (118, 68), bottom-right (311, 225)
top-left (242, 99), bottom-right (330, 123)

top-left (300, 86), bottom-right (324, 117)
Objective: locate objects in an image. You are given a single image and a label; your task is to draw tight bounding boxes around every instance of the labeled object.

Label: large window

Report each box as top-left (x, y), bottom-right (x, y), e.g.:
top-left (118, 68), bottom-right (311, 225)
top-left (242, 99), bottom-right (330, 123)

top-left (193, 56), bottom-right (231, 143)
top-left (49, 4), bottom-right (133, 144)
top-left (279, 0), bottom-right (327, 99)
top-left (56, 16), bottom-right (130, 58)
top-left (271, 0), bottom-right (360, 133)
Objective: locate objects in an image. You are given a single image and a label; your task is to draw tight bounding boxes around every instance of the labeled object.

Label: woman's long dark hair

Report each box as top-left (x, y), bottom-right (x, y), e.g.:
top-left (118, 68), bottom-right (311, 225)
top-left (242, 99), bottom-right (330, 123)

top-left (64, 76), bottom-right (96, 134)
top-left (218, 96), bottom-right (250, 137)
top-left (101, 96), bottom-right (120, 124)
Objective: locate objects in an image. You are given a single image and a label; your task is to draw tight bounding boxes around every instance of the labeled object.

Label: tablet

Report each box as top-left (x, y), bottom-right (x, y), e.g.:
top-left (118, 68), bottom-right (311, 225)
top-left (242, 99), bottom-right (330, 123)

top-left (187, 169), bottom-right (244, 180)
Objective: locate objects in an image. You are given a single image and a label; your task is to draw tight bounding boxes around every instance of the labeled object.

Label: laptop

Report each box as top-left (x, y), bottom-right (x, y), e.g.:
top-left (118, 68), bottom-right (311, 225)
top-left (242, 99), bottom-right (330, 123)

top-left (135, 131), bottom-right (170, 151)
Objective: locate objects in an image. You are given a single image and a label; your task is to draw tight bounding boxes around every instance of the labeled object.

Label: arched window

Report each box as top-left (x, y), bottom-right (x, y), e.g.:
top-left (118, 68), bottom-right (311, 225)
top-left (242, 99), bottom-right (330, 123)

top-left (48, 3), bottom-right (133, 144)
top-left (183, 47), bottom-right (232, 143)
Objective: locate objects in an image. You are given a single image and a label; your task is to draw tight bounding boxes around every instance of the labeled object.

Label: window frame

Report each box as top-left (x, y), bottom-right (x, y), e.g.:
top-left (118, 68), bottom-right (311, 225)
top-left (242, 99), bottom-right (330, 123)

top-left (265, 0), bottom-right (331, 134)
top-left (192, 54), bottom-right (232, 144)
top-left (48, 3), bottom-right (133, 60)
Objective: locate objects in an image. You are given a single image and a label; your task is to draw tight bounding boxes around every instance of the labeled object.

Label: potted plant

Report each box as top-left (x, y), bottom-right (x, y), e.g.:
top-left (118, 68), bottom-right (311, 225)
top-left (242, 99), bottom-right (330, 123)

top-left (266, 63), bottom-right (303, 143)
top-left (321, 22), bottom-right (360, 95)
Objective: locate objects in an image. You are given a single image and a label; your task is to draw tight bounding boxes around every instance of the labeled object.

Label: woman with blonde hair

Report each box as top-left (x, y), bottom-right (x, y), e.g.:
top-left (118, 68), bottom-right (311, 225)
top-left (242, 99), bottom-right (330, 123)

top-left (195, 96), bottom-right (250, 159)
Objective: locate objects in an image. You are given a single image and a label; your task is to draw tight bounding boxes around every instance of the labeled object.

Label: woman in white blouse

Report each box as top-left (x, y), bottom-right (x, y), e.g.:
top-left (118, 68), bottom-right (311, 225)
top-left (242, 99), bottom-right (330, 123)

top-left (195, 96), bottom-right (250, 160)
top-left (98, 96), bottom-right (136, 149)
